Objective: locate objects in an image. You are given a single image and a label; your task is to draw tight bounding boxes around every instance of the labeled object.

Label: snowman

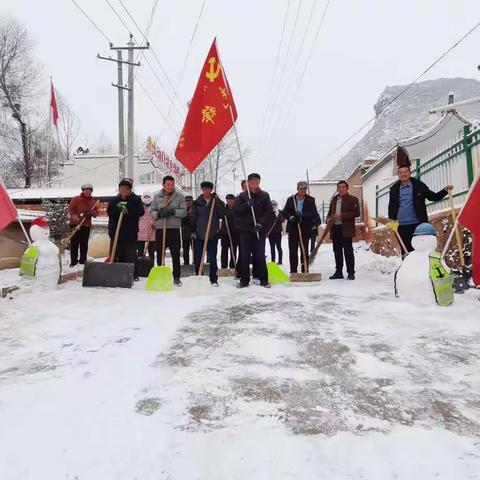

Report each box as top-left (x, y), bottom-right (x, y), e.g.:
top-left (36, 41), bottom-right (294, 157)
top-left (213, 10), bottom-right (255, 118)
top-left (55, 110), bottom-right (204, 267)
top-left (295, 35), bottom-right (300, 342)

top-left (395, 223), bottom-right (454, 306)
top-left (28, 217), bottom-right (61, 289)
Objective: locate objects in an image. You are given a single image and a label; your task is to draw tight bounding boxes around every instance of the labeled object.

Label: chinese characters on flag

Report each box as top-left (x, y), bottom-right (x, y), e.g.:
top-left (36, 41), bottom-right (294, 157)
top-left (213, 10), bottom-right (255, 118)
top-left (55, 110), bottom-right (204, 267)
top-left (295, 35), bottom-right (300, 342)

top-left (175, 38), bottom-right (237, 173)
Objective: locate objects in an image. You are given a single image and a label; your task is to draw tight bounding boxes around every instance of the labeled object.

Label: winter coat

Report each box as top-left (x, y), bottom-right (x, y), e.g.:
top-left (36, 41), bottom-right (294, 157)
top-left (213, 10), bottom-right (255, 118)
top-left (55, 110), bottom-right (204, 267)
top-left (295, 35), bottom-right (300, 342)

top-left (137, 207), bottom-right (155, 242)
top-left (388, 177), bottom-right (447, 224)
top-left (181, 208), bottom-right (192, 237)
top-left (68, 193), bottom-right (98, 228)
top-left (233, 189), bottom-right (275, 236)
top-left (282, 194), bottom-right (319, 235)
top-left (107, 193), bottom-right (145, 242)
top-left (191, 195), bottom-right (226, 240)
top-left (327, 193), bottom-right (360, 238)
top-left (150, 189), bottom-right (187, 229)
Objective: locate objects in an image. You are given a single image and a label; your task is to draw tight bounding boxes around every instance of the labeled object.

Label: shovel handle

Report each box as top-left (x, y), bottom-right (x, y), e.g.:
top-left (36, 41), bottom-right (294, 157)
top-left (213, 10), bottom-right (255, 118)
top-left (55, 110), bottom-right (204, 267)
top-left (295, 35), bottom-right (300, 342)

top-left (224, 214), bottom-right (237, 269)
top-left (199, 198), bottom-right (216, 276)
top-left (161, 195), bottom-right (168, 266)
top-left (109, 210), bottom-right (124, 264)
top-left (448, 189), bottom-right (465, 266)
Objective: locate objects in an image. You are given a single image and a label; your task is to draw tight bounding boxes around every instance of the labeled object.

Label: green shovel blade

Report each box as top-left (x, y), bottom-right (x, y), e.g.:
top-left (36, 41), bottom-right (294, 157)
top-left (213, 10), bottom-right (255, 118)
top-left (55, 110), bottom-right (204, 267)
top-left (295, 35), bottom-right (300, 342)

top-left (267, 262), bottom-right (289, 284)
top-left (145, 266), bottom-right (174, 292)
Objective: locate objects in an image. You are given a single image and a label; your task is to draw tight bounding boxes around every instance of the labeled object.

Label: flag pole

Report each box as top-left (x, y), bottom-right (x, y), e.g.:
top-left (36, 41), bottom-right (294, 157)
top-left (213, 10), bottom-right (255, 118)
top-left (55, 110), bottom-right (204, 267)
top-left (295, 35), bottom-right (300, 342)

top-left (215, 38), bottom-right (259, 238)
top-left (441, 174), bottom-right (480, 260)
top-left (46, 77), bottom-right (53, 188)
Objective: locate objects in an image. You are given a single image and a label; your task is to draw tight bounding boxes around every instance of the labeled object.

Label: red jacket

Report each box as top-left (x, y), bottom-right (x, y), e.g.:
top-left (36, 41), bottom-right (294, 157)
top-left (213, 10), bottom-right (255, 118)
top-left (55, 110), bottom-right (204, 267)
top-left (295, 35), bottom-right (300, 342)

top-left (68, 193), bottom-right (98, 228)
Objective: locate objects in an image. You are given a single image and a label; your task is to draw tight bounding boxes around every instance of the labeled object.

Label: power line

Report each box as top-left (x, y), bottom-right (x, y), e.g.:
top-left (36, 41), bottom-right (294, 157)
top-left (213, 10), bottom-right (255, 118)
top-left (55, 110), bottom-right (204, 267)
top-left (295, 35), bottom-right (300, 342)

top-left (115, 0), bottom-right (187, 115)
top-left (309, 15), bottom-right (480, 172)
top-left (259, 0), bottom-right (292, 143)
top-left (263, 0), bottom-right (303, 147)
top-left (69, 0), bottom-right (112, 44)
top-left (158, 0), bottom-right (208, 142)
top-left (267, 0), bottom-right (331, 154)
top-left (103, 0), bottom-right (185, 122)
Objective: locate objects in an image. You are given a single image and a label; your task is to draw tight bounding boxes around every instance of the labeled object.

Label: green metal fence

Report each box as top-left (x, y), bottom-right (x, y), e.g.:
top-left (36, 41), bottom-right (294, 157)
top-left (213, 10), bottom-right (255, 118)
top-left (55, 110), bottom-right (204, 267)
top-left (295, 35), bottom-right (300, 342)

top-left (375, 124), bottom-right (478, 218)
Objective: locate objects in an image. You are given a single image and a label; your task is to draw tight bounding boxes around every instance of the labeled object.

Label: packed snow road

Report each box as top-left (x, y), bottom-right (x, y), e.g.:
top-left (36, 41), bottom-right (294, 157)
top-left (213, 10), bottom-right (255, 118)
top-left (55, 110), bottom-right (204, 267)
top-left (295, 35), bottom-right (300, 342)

top-left (1, 247), bottom-right (479, 479)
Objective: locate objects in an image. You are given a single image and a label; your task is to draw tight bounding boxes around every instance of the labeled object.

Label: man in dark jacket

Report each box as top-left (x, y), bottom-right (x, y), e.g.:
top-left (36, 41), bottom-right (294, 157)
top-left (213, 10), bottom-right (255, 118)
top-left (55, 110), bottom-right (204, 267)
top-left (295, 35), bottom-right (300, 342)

top-left (107, 180), bottom-right (145, 279)
top-left (268, 200), bottom-right (284, 264)
top-left (388, 163), bottom-right (452, 252)
top-left (282, 181), bottom-right (319, 273)
top-left (233, 173), bottom-right (274, 288)
top-left (181, 195), bottom-right (193, 265)
top-left (327, 181), bottom-right (360, 280)
top-left (220, 194), bottom-right (237, 269)
top-left (190, 181), bottom-right (226, 285)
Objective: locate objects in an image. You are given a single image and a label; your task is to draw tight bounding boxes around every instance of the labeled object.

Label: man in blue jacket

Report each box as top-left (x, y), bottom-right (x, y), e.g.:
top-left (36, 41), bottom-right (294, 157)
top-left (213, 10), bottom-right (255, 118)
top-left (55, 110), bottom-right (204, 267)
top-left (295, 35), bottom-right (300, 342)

top-left (388, 148), bottom-right (452, 252)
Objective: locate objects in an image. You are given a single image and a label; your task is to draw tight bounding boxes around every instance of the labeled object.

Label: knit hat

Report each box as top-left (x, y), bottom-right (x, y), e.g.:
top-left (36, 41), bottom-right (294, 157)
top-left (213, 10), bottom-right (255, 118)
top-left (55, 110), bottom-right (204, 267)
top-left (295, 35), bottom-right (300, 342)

top-left (81, 183), bottom-right (93, 191)
top-left (121, 177), bottom-right (134, 186)
top-left (200, 181), bottom-right (214, 190)
top-left (226, 194), bottom-right (235, 200)
top-left (32, 217), bottom-right (49, 228)
top-left (185, 195), bottom-right (193, 201)
top-left (297, 181), bottom-right (308, 189)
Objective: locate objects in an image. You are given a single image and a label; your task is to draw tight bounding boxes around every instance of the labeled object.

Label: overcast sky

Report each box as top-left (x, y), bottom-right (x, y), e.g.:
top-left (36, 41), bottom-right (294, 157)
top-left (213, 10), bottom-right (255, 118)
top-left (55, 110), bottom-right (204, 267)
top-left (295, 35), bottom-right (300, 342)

top-left (3, 0), bottom-right (480, 197)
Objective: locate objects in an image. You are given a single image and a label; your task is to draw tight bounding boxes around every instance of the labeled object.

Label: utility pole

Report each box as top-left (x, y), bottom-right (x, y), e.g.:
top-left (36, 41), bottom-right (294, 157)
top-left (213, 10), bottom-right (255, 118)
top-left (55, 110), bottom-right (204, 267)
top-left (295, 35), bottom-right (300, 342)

top-left (98, 35), bottom-right (149, 181)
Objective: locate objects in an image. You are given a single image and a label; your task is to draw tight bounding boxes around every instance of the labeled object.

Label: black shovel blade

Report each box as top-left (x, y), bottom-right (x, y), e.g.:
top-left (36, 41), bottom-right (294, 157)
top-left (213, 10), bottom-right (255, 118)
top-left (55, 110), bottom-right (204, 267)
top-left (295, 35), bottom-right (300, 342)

top-left (82, 261), bottom-right (134, 288)
top-left (136, 256), bottom-right (154, 278)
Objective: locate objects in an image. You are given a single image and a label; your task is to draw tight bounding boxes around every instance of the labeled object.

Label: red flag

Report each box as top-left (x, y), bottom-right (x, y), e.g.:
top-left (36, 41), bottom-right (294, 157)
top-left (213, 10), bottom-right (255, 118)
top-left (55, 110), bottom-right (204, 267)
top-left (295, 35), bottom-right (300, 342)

top-left (458, 176), bottom-right (480, 285)
top-left (0, 179), bottom-right (17, 233)
top-left (175, 39), bottom-right (237, 173)
top-left (50, 80), bottom-right (59, 127)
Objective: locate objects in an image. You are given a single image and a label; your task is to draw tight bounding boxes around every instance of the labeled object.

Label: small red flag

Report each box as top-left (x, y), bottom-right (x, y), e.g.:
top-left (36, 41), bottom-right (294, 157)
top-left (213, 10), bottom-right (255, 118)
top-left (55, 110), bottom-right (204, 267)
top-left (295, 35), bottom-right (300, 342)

top-left (175, 39), bottom-right (237, 173)
top-left (0, 179), bottom-right (17, 233)
top-left (50, 80), bottom-right (59, 127)
top-left (458, 176), bottom-right (480, 285)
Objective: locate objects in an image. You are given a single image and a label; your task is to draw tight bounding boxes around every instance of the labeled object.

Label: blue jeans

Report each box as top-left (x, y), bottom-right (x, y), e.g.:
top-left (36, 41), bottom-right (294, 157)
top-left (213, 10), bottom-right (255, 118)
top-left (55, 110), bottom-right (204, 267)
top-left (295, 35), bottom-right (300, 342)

top-left (194, 238), bottom-right (218, 282)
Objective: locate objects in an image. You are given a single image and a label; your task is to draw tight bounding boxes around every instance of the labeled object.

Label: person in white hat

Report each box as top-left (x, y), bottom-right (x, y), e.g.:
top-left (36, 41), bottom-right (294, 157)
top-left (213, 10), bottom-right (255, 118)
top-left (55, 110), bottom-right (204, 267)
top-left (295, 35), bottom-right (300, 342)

top-left (68, 183), bottom-right (98, 267)
top-left (137, 192), bottom-right (156, 259)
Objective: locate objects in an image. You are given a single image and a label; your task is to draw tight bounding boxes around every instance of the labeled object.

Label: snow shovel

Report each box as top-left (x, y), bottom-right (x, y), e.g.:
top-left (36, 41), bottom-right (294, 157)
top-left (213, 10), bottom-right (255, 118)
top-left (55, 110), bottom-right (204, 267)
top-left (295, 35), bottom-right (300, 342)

top-left (82, 211), bottom-right (134, 288)
top-left (384, 220), bottom-right (409, 257)
top-left (180, 198), bottom-right (217, 296)
top-left (136, 228), bottom-right (155, 278)
top-left (146, 195), bottom-right (173, 292)
top-left (290, 196), bottom-right (322, 282)
top-left (218, 215), bottom-right (236, 277)
top-left (448, 190), bottom-right (470, 291)
top-left (267, 262), bottom-right (289, 284)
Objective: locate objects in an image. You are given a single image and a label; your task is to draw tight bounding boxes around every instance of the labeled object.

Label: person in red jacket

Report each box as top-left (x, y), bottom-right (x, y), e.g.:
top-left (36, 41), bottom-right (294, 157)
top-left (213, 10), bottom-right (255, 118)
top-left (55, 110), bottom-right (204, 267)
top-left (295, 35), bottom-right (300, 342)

top-left (68, 183), bottom-right (98, 267)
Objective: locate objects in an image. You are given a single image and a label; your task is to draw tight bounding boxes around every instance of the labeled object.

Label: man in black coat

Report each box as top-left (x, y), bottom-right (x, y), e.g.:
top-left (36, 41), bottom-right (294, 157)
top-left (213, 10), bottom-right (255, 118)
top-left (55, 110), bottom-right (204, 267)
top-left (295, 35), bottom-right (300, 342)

top-left (219, 194), bottom-right (238, 269)
top-left (388, 160), bottom-right (452, 252)
top-left (233, 173), bottom-right (274, 288)
top-left (268, 200), bottom-right (285, 264)
top-left (107, 180), bottom-right (145, 279)
top-left (282, 181), bottom-right (319, 273)
top-left (190, 182), bottom-right (226, 285)
top-left (181, 195), bottom-right (193, 265)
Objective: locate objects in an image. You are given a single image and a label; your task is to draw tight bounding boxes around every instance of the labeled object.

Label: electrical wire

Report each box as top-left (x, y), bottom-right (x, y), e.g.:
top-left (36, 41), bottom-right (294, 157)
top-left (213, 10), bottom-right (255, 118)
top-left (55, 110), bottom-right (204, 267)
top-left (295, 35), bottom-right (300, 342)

top-left (309, 15), bottom-right (480, 172)
top-left (69, 0), bottom-right (112, 44)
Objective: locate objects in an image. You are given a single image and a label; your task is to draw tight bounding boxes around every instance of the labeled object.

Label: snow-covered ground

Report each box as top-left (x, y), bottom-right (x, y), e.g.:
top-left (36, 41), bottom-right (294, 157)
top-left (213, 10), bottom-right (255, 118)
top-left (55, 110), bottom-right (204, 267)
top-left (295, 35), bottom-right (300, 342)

top-left (1, 243), bottom-right (479, 479)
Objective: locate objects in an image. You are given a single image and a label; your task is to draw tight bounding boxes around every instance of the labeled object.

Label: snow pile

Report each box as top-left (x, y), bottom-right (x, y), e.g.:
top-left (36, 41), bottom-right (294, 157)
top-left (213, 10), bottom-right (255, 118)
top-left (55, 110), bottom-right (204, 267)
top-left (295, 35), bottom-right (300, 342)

top-left (0, 245), bottom-right (479, 479)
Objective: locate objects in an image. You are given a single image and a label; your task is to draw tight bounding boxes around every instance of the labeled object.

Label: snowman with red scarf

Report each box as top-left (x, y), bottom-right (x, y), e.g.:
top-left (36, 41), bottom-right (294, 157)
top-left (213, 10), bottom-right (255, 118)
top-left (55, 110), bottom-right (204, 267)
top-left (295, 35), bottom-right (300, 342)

top-left (29, 217), bottom-right (60, 288)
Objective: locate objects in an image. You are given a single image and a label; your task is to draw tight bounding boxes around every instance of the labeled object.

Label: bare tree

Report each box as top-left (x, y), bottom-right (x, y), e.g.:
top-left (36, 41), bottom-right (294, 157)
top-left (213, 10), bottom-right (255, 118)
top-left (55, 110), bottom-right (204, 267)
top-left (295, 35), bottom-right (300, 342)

top-left (0, 18), bottom-right (42, 188)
